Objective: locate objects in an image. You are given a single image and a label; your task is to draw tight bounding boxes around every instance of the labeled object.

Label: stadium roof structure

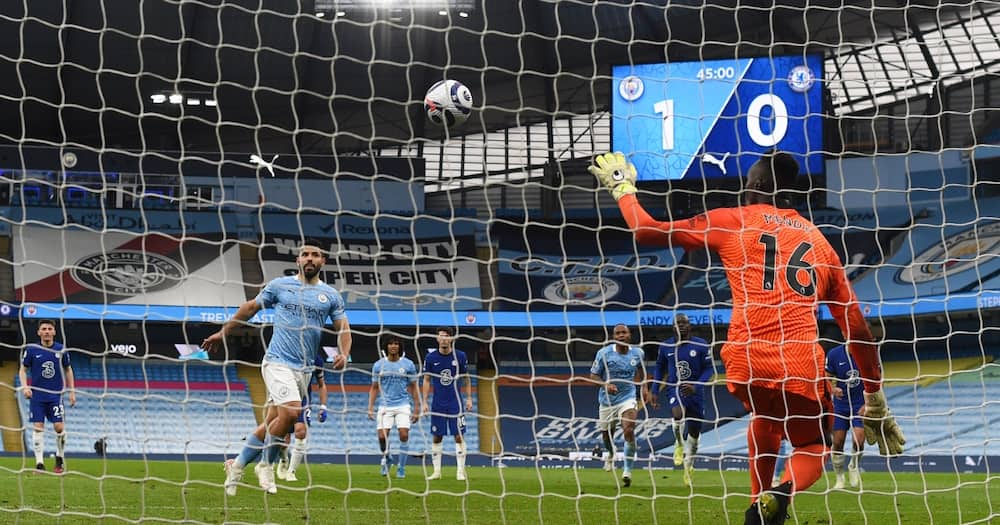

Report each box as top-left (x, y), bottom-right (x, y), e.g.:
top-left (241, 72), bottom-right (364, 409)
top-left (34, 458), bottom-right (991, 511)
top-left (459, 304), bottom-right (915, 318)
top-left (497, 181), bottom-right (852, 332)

top-left (0, 0), bottom-right (992, 156)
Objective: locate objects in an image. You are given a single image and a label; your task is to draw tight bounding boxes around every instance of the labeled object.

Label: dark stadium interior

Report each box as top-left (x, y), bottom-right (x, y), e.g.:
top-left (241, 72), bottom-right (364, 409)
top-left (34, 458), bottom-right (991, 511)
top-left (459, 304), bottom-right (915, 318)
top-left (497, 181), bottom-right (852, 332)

top-left (0, 0), bottom-right (979, 155)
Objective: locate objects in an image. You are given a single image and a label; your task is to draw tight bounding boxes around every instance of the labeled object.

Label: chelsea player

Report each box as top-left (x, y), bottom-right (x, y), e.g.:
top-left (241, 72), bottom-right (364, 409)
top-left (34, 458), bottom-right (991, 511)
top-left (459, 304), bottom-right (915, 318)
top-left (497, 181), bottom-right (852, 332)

top-left (651, 313), bottom-right (714, 486)
top-left (19, 319), bottom-right (76, 473)
top-left (826, 343), bottom-right (866, 489)
top-left (422, 327), bottom-right (473, 481)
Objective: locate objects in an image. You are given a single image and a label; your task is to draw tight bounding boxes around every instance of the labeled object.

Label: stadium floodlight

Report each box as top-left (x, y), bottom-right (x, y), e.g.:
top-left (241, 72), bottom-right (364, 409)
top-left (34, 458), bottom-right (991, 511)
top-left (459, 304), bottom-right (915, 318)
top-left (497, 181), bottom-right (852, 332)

top-left (314, 0), bottom-right (477, 12)
top-left (148, 92), bottom-right (216, 108)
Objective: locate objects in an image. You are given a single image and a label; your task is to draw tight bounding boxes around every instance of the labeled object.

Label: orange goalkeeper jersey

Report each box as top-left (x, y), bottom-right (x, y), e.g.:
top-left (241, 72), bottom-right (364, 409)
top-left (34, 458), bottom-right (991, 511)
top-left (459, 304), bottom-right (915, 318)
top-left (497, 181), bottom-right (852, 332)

top-left (619, 196), bottom-right (881, 401)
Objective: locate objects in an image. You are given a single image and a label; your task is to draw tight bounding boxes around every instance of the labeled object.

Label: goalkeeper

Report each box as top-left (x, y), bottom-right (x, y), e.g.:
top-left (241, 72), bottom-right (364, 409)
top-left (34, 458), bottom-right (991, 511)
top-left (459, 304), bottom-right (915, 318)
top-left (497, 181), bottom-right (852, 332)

top-left (590, 151), bottom-right (905, 525)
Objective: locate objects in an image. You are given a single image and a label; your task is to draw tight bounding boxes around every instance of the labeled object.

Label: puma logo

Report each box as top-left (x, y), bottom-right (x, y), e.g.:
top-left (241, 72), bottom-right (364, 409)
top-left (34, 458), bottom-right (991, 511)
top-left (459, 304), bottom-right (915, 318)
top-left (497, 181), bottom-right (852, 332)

top-left (250, 154), bottom-right (279, 177)
top-left (701, 152), bottom-right (729, 175)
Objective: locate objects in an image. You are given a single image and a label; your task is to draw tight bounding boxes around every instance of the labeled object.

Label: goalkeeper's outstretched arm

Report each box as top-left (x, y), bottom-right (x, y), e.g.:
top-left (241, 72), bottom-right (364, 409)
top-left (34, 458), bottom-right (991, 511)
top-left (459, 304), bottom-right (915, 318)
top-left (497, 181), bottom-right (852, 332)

top-left (588, 152), bottom-right (734, 252)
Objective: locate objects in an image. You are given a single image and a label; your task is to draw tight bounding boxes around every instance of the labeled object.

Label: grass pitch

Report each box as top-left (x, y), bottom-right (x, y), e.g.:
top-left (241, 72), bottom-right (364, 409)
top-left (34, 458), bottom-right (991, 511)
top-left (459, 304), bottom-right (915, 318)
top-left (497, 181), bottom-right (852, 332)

top-left (0, 457), bottom-right (997, 524)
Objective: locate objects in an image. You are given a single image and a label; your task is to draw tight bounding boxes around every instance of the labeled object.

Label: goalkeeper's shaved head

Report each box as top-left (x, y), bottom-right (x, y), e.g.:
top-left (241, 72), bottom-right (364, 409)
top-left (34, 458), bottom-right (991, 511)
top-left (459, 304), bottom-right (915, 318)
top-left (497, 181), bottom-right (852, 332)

top-left (745, 151), bottom-right (799, 207)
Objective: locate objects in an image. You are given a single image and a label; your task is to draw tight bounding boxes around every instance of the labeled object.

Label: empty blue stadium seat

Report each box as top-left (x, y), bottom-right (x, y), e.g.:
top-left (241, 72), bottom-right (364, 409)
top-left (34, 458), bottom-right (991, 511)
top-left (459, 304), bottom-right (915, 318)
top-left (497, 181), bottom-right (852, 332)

top-left (12, 359), bottom-right (481, 456)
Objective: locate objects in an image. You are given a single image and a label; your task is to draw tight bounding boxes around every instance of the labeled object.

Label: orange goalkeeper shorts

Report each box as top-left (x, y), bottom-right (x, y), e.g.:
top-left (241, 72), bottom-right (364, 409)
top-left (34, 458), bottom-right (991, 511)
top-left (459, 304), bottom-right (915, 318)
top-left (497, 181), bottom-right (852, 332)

top-left (729, 383), bottom-right (832, 447)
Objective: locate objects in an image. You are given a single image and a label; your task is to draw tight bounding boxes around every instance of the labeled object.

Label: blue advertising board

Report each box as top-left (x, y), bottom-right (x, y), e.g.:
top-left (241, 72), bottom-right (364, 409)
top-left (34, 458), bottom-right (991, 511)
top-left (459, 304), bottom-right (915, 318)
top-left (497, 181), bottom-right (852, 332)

top-left (16, 290), bottom-right (996, 326)
top-left (496, 381), bottom-right (747, 455)
top-left (494, 222), bottom-right (683, 310)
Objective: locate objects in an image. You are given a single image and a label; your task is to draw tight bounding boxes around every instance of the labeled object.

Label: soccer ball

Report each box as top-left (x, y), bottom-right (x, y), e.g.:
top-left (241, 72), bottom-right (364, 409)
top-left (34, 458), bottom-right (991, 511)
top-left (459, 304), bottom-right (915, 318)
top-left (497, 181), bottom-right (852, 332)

top-left (424, 79), bottom-right (473, 128)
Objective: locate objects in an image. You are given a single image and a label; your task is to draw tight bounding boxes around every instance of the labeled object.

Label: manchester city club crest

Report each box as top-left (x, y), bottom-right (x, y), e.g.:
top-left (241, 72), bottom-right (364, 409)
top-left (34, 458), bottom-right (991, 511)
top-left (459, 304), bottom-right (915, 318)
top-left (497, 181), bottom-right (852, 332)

top-left (542, 276), bottom-right (621, 305)
top-left (897, 222), bottom-right (1000, 284)
top-left (71, 250), bottom-right (186, 296)
top-left (317, 293), bottom-right (328, 303)
top-left (618, 75), bottom-right (644, 101)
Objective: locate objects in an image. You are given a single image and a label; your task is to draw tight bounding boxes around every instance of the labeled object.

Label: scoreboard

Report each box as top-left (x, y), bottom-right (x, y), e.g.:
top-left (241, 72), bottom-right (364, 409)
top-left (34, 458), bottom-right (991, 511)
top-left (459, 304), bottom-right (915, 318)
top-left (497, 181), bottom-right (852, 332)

top-left (611, 54), bottom-right (824, 181)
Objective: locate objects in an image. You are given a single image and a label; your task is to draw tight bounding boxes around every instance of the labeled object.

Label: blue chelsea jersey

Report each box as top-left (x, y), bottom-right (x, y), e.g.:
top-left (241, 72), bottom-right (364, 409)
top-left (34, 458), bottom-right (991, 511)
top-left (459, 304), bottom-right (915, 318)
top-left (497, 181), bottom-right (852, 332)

top-left (653, 336), bottom-right (713, 397)
top-left (826, 345), bottom-right (865, 408)
top-left (423, 348), bottom-right (468, 412)
top-left (22, 342), bottom-right (70, 400)
top-left (256, 276), bottom-right (346, 370)
top-left (590, 344), bottom-right (645, 407)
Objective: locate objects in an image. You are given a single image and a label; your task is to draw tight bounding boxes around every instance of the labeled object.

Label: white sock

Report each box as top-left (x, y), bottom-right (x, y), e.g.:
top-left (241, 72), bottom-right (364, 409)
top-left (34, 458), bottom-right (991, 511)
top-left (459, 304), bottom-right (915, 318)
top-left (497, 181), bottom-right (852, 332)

top-left (55, 431), bottom-right (66, 458)
top-left (831, 450), bottom-right (845, 475)
top-left (672, 419), bottom-right (683, 446)
top-left (684, 435), bottom-right (699, 468)
top-left (32, 430), bottom-right (44, 464)
top-left (288, 437), bottom-right (307, 473)
top-left (431, 442), bottom-right (443, 472)
top-left (456, 441), bottom-right (467, 471)
top-left (849, 447), bottom-right (861, 470)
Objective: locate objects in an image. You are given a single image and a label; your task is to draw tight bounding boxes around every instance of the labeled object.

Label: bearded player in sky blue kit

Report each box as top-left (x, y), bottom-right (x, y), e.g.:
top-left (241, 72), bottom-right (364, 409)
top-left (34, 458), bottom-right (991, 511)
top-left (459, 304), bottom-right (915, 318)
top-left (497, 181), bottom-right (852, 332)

top-left (650, 313), bottom-right (714, 486)
top-left (19, 319), bottom-right (76, 473)
top-left (367, 334), bottom-right (421, 478)
top-left (422, 326), bottom-right (473, 481)
top-left (590, 323), bottom-right (651, 488)
top-left (826, 344), bottom-right (866, 489)
top-left (202, 239), bottom-right (351, 496)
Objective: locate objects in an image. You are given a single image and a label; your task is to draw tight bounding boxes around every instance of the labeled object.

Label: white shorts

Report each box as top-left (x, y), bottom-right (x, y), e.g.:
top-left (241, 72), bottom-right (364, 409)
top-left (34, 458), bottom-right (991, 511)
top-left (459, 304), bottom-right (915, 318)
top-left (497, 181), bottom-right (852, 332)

top-left (376, 405), bottom-right (413, 431)
top-left (598, 399), bottom-right (639, 431)
top-left (262, 360), bottom-right (310, 406)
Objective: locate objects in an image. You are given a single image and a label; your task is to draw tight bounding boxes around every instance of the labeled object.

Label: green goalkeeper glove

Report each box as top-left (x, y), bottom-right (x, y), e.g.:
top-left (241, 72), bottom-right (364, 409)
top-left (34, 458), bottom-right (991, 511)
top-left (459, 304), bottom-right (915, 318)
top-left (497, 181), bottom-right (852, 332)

top-left (863, 390), bottom-right (906, 456)
top-left (588, 152), bottom-right (638, 201)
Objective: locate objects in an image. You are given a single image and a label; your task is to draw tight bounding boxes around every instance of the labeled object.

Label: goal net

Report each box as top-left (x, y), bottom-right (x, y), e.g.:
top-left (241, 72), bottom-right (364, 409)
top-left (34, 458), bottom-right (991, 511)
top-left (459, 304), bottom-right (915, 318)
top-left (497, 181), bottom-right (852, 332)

top-left (0, 0), bottom-right (999, 523)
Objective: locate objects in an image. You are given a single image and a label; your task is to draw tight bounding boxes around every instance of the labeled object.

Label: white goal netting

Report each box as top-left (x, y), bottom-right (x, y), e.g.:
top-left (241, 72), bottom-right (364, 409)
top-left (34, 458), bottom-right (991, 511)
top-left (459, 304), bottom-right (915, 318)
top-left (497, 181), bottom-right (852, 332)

top-left (0, 1), bottom-right (999, 524)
